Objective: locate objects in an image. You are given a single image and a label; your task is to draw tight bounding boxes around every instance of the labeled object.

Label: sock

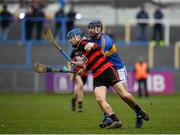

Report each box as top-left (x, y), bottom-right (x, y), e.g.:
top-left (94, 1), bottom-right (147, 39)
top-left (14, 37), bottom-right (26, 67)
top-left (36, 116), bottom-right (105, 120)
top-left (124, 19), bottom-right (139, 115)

top-left (136, 112), bottom-right (142, 117)
top-left (72, 97), bottom-right (76, 102)
top-left (72, 97), bottom-right (76, 107)
top-left (78, 101), bottom-right (83, 109)
top-left (135, 105), bottom-right (142, 113)
top-left (110, 114), bottom-right (119, 122)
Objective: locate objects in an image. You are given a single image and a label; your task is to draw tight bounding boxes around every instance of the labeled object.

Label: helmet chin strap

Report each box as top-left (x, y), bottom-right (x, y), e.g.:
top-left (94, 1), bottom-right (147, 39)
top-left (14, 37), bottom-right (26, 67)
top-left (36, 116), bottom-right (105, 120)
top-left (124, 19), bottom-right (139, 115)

top-left (94, 27), bottom-right (102, 39)
top-left (95, 26), bottom-right (102, 34)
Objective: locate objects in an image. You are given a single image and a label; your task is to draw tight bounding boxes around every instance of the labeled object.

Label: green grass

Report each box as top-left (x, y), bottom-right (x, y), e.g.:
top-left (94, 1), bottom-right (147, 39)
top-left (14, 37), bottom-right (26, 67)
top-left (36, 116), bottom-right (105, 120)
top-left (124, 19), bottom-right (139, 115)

top-left (0, 92), bottom-right (180, 134)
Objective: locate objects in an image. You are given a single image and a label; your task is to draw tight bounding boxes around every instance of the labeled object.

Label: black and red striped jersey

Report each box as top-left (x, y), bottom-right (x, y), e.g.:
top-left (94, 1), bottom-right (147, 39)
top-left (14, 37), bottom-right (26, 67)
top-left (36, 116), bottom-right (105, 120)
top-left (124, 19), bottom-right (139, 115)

top-left (77, 39), bottom-right (113, 78)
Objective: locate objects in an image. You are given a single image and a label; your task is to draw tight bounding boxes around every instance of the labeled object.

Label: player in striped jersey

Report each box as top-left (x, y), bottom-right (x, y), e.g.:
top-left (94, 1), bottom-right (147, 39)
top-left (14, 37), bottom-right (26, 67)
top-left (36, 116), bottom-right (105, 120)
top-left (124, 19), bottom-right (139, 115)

top-left (88, 20), bottom-right (147, 128)
top-left (68, 49), bottom-right (88, 112)
top-left (87, 20), bottom-right (130, 127)
top-left (67, 28), bottom-right (149, 129)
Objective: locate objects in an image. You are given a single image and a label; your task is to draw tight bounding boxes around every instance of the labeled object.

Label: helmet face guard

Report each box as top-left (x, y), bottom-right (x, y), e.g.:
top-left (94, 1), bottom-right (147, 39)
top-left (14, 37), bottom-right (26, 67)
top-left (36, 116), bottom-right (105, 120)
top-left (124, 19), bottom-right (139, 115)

top-left (67, 28), bottom-right (83, 40)
top-left (88, 20), bottom-right (103, 32)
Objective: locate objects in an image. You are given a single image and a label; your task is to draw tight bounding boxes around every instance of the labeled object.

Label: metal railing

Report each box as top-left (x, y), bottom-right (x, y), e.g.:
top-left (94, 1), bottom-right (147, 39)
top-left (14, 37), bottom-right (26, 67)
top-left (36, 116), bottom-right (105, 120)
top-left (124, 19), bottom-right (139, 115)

top-left (125, 19), bottom-right (170, 46)
top-left (1, 17), bottom-right (180, 70)
top-left (0, 16), bottom-right (70, 44)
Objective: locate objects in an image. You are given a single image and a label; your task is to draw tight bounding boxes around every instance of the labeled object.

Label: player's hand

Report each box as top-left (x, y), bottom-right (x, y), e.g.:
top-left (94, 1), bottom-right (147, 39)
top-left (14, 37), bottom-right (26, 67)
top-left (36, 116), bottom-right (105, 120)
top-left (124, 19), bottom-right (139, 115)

top-left (34, 63), bottom-right (46, 73)
top-left (68, 61), bottom-right (75, 70)
top-left (71, 61), bottom-right (84, 67)
top-left (70, 61), bottom-right (76, 66)
top-left (84, 42), bottom-right (94, 51)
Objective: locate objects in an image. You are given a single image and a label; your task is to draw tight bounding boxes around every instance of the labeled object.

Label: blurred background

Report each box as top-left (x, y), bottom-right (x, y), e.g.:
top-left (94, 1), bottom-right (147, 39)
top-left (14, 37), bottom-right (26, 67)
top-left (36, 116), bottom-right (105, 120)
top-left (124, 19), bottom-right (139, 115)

top-left (0, 0), bottom-right (180, 94)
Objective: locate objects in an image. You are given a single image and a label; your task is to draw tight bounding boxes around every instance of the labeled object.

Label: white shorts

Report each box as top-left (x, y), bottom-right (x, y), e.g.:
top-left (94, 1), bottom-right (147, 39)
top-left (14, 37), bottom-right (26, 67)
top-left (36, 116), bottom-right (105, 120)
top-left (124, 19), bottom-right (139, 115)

top-left (117, 66), bottom-right (127, 83)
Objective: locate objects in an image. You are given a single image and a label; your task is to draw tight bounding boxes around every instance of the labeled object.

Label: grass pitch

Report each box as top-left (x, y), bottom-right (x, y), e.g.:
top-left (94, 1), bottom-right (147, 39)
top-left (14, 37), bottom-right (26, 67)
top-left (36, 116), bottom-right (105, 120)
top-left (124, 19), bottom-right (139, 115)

top-left (0, 92), bottom-right (180, 134)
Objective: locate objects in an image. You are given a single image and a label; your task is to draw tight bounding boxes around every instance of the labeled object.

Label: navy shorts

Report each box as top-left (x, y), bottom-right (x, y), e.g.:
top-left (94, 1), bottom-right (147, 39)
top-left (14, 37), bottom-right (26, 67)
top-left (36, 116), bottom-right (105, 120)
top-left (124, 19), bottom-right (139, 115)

top-left (93, 66), bottom-right (120, 88)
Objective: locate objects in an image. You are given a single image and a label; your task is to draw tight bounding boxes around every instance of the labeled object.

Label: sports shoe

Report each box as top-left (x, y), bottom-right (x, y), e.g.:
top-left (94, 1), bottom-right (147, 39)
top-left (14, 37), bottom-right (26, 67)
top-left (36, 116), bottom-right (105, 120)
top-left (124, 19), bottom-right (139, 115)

top-left (107, 121), bottom-right (122, 129)
top-left (71, 98), bottom-right (76, 112)
top-left (99, 117), bottom-right (113, 128)
top-left (135, 113), bottom-right (143, 128)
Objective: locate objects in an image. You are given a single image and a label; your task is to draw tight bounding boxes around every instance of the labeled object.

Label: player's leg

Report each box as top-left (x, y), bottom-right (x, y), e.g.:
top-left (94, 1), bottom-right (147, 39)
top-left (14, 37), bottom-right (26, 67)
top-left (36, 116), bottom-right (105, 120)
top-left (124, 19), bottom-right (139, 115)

top-left (94, 86), bottom-right (122, 128)
top-left (113, 82), bottom-right (149, 128)
top-left (93, 76), bottom-right (114, 128)
top-left (100, 67), bottom-right (128, 126)
top-left (114, 67), bottom-right (143, 127)
top-left (110, 66), bottom-right (149, 128)
top-left (75, 75), bottom-right (84, 112)
top-left (70, 74), bottom-right (77, 112)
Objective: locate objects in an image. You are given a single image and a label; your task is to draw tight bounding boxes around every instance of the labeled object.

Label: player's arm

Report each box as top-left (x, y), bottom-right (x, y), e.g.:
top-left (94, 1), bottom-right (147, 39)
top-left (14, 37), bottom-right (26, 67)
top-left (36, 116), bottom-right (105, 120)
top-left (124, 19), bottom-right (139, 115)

top-left (84, 42), bottom-right (94, 51)
top-left (71, 61), bottom-right (83, 66)
top-left (70, 61), bottom-right (86, 69)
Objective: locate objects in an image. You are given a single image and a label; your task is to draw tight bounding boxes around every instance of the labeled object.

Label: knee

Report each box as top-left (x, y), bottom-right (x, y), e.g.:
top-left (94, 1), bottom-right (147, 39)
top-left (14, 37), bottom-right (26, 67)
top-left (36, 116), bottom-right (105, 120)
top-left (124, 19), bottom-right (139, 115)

top-left (96, 96), bottom-right (105, 104)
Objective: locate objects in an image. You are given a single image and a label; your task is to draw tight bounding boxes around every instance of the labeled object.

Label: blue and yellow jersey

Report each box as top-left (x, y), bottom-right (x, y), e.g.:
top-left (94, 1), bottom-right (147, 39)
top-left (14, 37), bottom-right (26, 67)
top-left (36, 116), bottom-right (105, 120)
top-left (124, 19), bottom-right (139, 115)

top-left (90, 33), bottom-right (124, 70)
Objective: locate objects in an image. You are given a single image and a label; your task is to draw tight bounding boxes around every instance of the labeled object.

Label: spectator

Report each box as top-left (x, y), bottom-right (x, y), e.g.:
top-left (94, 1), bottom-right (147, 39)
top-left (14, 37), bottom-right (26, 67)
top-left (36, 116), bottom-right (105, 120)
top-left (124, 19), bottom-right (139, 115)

top-left (25, 6), bottom-right (34, 41)
top-left (54, 7), bottom-right (64, 40)
top-left (66, 5), bottom-right (76, 33)
top-left (0, 4), bottom-right (13, 40)
top-left (151, 8), bottom-right (165, 46)
top-left (136, 4), bottom-right (149, 41)
top-left (134, 56), bottom-right (149, 98)
top-left (34, 6), bottom-right (45, 40)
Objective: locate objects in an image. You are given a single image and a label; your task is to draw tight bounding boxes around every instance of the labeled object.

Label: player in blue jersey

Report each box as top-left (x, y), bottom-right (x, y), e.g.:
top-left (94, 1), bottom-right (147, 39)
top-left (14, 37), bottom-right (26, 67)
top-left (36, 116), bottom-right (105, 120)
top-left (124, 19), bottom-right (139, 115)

top-left (88, 20), bottom-right (148, 128)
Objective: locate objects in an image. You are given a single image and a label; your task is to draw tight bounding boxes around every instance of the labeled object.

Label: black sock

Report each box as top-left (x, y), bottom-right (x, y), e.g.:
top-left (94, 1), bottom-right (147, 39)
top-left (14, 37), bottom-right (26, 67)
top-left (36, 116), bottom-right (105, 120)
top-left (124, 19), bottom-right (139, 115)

top-left (103, 112), bottom-right (107, 115)
top-left (135, 105), bottom-right (142, 113)
top-left (110, 114), bottom-right (119, 121)
top-left (78, 101), bottom-right (83, 109)
top-left (72, 97), bottom-right (76, 102)
top-left (72, 98), bottom-right (76, 107)
top-left (103, 112), bottom-right (108, 116)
